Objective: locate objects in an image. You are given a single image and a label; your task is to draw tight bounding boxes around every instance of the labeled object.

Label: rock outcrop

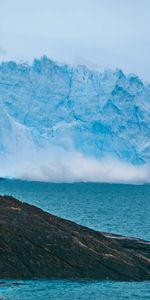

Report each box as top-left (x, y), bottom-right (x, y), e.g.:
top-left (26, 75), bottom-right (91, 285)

top-left (0, 195), bottom-right (149, 281)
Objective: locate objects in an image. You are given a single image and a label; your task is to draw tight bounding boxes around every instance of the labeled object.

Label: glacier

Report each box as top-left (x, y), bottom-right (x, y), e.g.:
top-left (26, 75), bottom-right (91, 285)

top-left (0, 56), bottom-right (150, 183)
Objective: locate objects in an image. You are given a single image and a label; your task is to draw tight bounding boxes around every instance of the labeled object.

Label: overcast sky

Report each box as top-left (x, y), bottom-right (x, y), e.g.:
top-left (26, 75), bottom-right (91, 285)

top-left (0, 0), bottom-right (150, 80)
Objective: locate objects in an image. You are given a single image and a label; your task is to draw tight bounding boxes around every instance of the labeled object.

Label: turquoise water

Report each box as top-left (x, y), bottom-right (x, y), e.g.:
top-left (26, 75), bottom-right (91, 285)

top-left (0, 180), bottom-right (150, 299)
top-left (0, 280), bottom-right (150, 300)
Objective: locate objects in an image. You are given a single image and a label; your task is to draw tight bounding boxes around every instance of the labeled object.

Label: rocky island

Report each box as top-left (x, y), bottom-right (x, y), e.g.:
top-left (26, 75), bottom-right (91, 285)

top-left (0, 195), bottom-right (149, 281)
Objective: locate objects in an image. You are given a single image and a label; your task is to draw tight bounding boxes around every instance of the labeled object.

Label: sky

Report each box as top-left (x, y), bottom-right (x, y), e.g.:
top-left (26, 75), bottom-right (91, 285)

top-left (0, 0), bottom-right (150, 80)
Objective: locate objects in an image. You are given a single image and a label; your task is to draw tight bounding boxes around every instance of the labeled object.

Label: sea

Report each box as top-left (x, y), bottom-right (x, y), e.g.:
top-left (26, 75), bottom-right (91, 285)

top-left (0, 179), bottom-right (149, 300)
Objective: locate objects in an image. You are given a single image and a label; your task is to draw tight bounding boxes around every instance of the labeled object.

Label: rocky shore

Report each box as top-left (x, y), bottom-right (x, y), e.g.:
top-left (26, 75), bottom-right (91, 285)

top-left (0, 195), bottom-right (149, 281)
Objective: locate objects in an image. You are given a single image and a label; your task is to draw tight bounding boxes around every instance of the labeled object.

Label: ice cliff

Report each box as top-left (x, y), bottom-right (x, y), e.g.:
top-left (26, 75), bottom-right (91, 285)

top-left (0, 56), bottom-right (150, 181)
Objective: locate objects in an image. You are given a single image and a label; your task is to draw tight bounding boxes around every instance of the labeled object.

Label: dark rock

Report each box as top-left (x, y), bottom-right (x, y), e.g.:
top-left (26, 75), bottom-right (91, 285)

top-left (0, 195), bottom-right (150, 281)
